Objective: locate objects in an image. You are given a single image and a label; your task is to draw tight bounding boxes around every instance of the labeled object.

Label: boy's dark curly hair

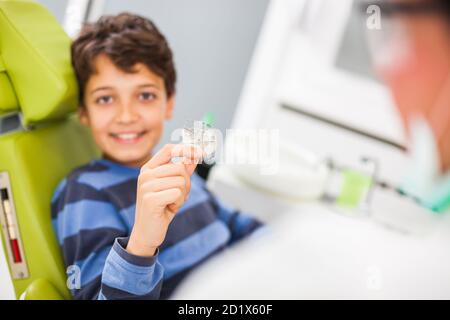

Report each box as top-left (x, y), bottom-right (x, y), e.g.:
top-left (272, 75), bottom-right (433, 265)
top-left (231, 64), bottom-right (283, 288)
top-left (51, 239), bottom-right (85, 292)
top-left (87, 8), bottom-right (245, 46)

top-left (71, 12), bottom-right (176, 106)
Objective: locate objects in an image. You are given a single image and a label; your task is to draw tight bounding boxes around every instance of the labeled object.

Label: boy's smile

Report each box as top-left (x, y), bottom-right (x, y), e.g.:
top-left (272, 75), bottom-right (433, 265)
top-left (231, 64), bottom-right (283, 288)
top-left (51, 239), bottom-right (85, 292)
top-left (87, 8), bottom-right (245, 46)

top-left (109, 131), bottom-right (147, 144)
top-left (79, 54), bottom-right (174, 168)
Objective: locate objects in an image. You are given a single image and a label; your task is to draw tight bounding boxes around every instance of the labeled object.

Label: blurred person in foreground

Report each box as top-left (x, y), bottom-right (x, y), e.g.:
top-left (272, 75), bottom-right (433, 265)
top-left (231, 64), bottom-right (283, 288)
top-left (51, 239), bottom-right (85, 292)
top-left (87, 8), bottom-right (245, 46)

top-left (173, 0), bottom-right (450, 299)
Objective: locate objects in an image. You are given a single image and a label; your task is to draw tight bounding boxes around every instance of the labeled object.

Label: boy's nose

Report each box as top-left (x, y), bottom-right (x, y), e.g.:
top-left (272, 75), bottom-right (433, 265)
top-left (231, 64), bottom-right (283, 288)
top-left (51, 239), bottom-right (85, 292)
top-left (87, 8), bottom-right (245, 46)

top-left (116, 105), bottom-right (139, 124)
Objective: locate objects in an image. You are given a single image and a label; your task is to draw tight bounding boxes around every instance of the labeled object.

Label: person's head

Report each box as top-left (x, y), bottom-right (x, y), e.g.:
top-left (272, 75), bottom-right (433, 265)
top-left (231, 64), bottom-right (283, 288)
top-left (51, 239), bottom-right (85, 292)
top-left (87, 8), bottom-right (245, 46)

top-left (368, 0), bottom-right (450, 172)
top-left (71, 13), bottom-right (176, 168)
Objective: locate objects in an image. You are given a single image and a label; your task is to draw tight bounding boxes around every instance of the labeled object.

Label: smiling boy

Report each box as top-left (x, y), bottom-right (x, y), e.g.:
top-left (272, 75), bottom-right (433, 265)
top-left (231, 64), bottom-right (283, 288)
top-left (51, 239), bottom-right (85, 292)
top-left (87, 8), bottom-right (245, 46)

top-left (51, 13), bottom-right (262, 300)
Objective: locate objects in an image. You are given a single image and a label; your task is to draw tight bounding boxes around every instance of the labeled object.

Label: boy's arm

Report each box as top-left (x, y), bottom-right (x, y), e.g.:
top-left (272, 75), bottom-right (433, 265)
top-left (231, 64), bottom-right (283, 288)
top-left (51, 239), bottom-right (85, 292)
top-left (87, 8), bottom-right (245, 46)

top-left (99, 236), bottom-right (164, 300)
top-left (212, 195), bottom-right (265, 246)
top-left (52, 181), bottom-right (164, 300)
top-left (193, 174), bottom-right (265, 245)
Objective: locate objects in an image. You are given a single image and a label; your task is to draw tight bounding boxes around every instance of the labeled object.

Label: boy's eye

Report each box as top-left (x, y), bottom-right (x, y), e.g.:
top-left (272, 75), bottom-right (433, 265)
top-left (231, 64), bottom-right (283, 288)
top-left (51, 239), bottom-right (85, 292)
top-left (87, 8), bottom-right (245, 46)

top-left (96, 95), bottom-right (113, 105)
top-left (139, 92), bottom-right (156, 101)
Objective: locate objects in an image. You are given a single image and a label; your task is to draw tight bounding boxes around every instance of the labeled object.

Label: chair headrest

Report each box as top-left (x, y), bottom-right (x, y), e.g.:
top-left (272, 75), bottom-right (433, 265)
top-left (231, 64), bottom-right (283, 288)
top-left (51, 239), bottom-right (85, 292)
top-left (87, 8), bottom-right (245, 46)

top-left (0, 0), bottom-right (78, 125)
top-left (0, 56), bottom-right (19, 113)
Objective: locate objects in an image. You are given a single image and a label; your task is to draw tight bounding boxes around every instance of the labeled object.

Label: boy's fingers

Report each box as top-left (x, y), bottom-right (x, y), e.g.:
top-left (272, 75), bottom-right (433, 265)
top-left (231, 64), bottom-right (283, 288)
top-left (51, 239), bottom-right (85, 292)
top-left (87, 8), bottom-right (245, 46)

top-left (148, 188), bottom-right (182, 207)
top-left (141, 144), bottom-right (202, 172)
top-left (142, 162), bottom-right (193, 195)
top-left (141, 163), bottom-right (191, 193)
top-left (140, 176), bottom-right (186, 194)
top-left (184, 162), bottom-right (198, 176)
top-left (168, 191), bottom-right (185, 213)
top-left (171, 144), bottom-right (203, 165)
top-left (173, 195), bottom-right (185, 210)
top-left (141, 144), bottom-right (175, 171)
top-left (170, 144), bottom-right (202, 177)
top-left (148, 163), bottom-right (186, 178)
top-left (167, 201), bottom-right (180, 214)
top-left (167, 203), bottom-right (177, 214)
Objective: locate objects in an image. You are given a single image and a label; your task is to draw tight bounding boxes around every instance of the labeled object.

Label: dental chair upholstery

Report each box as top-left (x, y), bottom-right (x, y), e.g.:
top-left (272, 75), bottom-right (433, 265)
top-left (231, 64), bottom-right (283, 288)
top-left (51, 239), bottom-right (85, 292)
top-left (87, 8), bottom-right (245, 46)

top-left (0, 0), bottom-right (99, 299)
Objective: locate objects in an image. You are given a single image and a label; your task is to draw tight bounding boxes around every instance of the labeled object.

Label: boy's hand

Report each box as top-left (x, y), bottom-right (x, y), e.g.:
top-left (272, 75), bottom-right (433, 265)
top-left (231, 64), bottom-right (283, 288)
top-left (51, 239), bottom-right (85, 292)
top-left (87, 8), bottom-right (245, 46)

top-left (127, 144), bottom-right (201, 257)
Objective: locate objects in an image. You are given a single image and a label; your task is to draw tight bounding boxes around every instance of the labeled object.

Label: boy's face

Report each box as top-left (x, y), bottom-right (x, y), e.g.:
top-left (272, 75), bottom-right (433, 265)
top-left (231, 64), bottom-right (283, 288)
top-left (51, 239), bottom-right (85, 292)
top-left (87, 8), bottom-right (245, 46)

top-left (79, 54), bottom-right (174, 168)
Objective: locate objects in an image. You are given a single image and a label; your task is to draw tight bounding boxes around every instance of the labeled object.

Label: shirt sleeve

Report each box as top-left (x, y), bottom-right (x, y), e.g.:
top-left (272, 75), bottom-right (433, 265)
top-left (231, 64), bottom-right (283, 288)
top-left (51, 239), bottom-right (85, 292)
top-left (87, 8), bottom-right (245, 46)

top-left (51, 179), bottom-right (164, 300)
top-left (192, 173), bottom-right (264, 246)
top-left (211, 194), bottom-right (265, 246)
top-left (99, 237), bottom-right (164, 300)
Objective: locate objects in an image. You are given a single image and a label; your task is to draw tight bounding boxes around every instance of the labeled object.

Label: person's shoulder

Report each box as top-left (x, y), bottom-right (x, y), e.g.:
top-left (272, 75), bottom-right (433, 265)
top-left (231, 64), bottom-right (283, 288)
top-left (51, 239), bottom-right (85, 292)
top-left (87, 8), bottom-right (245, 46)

top-left (57, 159), bottom-right (109, 188)
top-left (51, 159), bottom-right (109, 202)
top-left (66, 158), bottom-right (140, 192)
top-left (70, 159), bottom-right (109, 179)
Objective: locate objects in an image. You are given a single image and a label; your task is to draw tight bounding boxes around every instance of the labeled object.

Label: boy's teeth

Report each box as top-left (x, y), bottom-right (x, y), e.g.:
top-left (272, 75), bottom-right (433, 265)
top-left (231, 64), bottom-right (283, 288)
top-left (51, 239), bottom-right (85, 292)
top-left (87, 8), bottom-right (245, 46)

top-left (117, 133), bottom-right (139, 140)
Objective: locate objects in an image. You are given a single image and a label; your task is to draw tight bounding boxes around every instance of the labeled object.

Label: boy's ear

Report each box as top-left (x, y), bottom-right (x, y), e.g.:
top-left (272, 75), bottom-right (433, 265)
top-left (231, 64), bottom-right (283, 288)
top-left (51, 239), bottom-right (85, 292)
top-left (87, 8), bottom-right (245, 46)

top-left (78, 107), bottom-right (90, 126)
top-left (165, 95), bottom-right (175, 120)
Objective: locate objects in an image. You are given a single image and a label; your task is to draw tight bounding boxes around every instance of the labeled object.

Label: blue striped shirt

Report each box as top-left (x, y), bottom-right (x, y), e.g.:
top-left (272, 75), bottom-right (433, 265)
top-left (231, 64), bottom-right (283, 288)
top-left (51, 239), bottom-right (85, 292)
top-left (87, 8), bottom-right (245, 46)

top-left (51, 158), bottom-right (262, 299)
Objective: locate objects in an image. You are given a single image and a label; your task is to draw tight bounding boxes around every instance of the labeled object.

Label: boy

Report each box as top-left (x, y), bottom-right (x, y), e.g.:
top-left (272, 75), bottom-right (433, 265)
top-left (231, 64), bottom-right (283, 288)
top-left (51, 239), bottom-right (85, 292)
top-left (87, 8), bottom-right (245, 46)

top-left (51, 13), bottom-right (262, 300)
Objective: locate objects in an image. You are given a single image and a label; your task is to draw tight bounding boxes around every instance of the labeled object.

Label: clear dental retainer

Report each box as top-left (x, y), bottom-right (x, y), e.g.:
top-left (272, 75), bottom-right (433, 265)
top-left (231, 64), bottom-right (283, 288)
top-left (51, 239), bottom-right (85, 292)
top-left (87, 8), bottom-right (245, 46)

top-left (182, 119), bottom-right (217, 164)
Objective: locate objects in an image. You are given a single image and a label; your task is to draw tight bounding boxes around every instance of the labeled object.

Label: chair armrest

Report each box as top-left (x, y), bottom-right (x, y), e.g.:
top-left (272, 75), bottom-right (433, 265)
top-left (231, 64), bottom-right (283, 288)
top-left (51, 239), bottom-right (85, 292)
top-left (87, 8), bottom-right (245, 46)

top-left (22, 278), bottom-right (65, 300)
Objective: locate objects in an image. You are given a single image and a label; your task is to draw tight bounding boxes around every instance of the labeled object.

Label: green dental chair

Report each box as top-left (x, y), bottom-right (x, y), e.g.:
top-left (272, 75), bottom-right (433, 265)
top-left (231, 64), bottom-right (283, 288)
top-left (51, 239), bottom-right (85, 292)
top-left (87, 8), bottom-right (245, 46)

top-left (0, 0), bottom-right (99, 299)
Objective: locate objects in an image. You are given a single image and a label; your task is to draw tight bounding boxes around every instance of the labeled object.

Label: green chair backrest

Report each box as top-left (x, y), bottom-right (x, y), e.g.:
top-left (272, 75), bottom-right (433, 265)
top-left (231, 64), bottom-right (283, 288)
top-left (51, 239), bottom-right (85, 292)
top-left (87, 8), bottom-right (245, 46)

top-left (0, 0), bottom-right (100, 299)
